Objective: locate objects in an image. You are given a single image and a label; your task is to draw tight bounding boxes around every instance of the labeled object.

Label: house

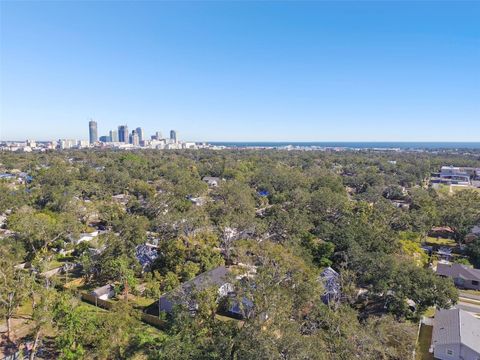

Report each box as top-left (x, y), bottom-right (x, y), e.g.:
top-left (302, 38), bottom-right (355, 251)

top-left (319, 267), bottom-right (341, 305)
top-left (465, 225), bottom-right (480, 244)
top-left (436, 247), bottom-right (453, 262)
top-left (91, 284), bottom-right (115, 300)
top-left (202, 176), bottom-right (221, 187)
top-left (135, 244), bottom-right (158, 271)
top-left (73, 230), bottom-right (99, 245)
top-left (436, 263), bottom-right (480, 290)
top-left (431, 308), bottom-right (480, 360)
top-left (145, 265), bottom-right (254, 319)
top-left (429, 226), bottom-right (455, 239)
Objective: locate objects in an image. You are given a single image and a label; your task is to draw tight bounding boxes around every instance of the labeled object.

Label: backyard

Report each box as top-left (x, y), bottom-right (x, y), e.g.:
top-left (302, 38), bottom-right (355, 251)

top-left (416, 324), bottom-right (434, 360)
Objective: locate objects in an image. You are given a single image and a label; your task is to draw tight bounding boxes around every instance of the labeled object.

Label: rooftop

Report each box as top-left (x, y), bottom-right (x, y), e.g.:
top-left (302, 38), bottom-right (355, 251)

top-left (436, 263), bottom-right (480, 281)
top-left (432, 308), bottom-right (480, 353)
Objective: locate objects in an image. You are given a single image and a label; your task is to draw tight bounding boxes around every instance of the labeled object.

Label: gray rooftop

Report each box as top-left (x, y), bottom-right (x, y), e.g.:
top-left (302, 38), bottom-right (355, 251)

top-left (178, 265), bottom-right (229, 294)
top-left (432, 308), bottom-right (480, 353)
top-left (436, 263), bottom-right (480, 281)
top-left (92, 284), bottom-right (114, 297)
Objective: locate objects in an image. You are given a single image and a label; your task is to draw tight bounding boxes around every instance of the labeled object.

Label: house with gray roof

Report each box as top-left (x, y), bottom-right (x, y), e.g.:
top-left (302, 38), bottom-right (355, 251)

top-left (436, 263), bottom-right (480, 291)
top-left (431, 308), bottom-right (480, 360)
top-left (91, 284), bottom-right (115, 300)
top-left (145, 265), bottom-right (254, 319)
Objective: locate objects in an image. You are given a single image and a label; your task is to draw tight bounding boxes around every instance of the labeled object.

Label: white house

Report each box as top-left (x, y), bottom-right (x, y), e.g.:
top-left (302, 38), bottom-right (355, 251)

top-left (431, 308), bottom-right (480, 360)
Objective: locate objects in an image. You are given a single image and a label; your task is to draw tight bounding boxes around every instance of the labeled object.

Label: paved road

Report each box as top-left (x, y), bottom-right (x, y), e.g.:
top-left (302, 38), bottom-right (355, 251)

top-left (459, 291), bottom-right (480, 301)
top-left (455, 301), bottom-right (480, 314)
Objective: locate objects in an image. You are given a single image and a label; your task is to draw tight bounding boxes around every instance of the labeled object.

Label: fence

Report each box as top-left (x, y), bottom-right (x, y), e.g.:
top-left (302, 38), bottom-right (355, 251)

top-left (80, 293), bottom-right (166, 329)
top-left (141, 313), bottom-right (167, 329)
top-left (80, 293), bottom-right (113, 310)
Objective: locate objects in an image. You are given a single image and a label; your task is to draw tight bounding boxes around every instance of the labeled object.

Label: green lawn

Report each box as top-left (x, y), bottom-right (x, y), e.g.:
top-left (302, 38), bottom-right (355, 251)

top-left (131, 295), bottom-right (156, 308)
top-left (450, 186), bottom-right (480, 194)
top-left (425, 236), bottom-right (457, 247)
top-left (416, 324), bottom-right (434, 360)
top-left (423, 307), bottom-right (435, 318)
top-left (460, 289), bottom-right (480, 296)
top-left (45, 259), bottom-right (64, 270)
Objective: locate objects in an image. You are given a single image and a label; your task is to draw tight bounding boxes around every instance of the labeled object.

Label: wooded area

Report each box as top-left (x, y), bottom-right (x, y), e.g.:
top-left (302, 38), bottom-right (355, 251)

top-left (1, 148), bottom-right (480, 359)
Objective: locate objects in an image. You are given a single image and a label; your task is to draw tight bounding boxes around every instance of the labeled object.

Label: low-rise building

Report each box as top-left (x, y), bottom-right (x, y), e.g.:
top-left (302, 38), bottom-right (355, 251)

top-left (431, 308), bottom-right (480, 360)
top-left (91, 284), bottom-right (115, 301)
top-left (436, 263), bottom-right (480, 290)
top-left (145, 265), bottom-right (255, 319)
top-left (465, 225), bottom-right (480, 243)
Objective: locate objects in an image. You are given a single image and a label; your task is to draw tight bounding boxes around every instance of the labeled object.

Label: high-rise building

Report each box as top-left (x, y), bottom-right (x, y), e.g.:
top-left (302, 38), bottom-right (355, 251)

top-left (136, 127), bottom-right (144, 142)
top-left (99, 135), bottom-right (110, 142)
top-left (89, 120), bottom-right (98, 144)
top-left (131, 130), bottom-right (140, 146)
top-left (110, 130), bottom-right (119, 142)
top-left (151, 131), bottom-right (163, 141)
top-left (59, 139), bottom-right (77, 149)
top-left (170, 130), bottom-right (177, 143)
top-left (118, 125), bottom-right (129, 143)
top-left (26, 139), bottom-right (36, 148)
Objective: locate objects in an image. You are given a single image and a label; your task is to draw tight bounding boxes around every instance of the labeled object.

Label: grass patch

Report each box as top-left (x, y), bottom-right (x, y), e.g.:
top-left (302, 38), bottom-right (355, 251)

top-left (450, 186), bottom-right (480, 194)
top-left (458, 297), bottom-right (480, 306)
top-left (425, 237), bottom-right (457, 247)
top-left (45, 259), bottom-right (64, 270)
top-left (416, 324), bottom-right (434, 360)
top-left (131, 295), bottom-right (156, 308)
top-left (17, 299), bottom-right (33, 317)
top-left (423, 307), bottom-right (435, 318)
top-left (63, 277), bottom-right (86, 290)
top-left (460, 289), bottom-right (480, 296)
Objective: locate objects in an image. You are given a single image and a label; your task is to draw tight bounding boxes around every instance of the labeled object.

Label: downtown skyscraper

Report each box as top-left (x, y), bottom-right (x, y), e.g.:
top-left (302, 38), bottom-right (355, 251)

top-left (118, 125), bottom-right (129, 143)
top-left (89, 120), bottom-right (98, 144)
top-left (170, 130), bottom-right (177, 143)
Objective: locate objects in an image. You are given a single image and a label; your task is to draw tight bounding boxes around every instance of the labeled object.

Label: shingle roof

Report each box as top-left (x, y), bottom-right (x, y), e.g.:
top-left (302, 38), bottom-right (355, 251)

top-left (436, 263), bottom-right (480, 281)
top-left (181, 266), bottom-right (230, 292)
top-left (432, 308), bottom-right (480, 353)
top-left (135, 244), bottom-right (158, 270)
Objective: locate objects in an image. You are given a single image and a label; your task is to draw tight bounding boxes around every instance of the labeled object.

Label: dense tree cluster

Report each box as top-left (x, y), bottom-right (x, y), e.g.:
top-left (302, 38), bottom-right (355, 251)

top-left (1, 148), bottom-right (479, 359)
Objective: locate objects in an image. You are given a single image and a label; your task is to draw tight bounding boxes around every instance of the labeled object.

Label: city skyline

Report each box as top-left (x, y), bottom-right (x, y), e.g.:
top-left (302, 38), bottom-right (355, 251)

top-left (1, 2), bottom-right (479, 142)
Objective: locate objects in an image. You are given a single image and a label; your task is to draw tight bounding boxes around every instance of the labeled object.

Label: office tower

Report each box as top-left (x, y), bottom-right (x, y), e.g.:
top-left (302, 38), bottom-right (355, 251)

top-left (136, 127), bottom-right (144, 142)
top-left (118, 125), bottom-right (129, 143)
top-left (110, 130), bottom-right (119, 142)
top-left (26, 139), bottom-right (36, 148)
top-left (156, 131), bottom-right (162, 139)
top-left (99, 135), bottom-right (110, 142)
top-left (170, 130), bottom-right (177, 143)
top-left (131, 131), bottom-right (139, 146)
top-left (89, 120), bottom-right (98, 144)
top-left (59, 139), bottom-right (76, 149)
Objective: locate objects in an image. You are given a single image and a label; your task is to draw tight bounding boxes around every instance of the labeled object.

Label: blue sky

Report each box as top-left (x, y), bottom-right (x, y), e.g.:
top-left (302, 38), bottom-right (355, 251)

top-left (1, 1), bottom-right (479, 142)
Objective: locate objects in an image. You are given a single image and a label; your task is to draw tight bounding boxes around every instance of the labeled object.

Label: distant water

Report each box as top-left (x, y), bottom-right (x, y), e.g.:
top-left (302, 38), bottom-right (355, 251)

top-left (209, 142), bottom-right (480, 150)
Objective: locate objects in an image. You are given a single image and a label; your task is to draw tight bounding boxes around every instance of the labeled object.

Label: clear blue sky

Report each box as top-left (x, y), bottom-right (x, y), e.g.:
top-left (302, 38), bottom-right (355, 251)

top-left (1, 1), bottom-right (479, 142)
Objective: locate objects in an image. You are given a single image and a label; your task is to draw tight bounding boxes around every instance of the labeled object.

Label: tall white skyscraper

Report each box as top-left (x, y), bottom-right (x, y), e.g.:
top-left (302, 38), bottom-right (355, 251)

top-left (110, 130), bottom-right (119, 142)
